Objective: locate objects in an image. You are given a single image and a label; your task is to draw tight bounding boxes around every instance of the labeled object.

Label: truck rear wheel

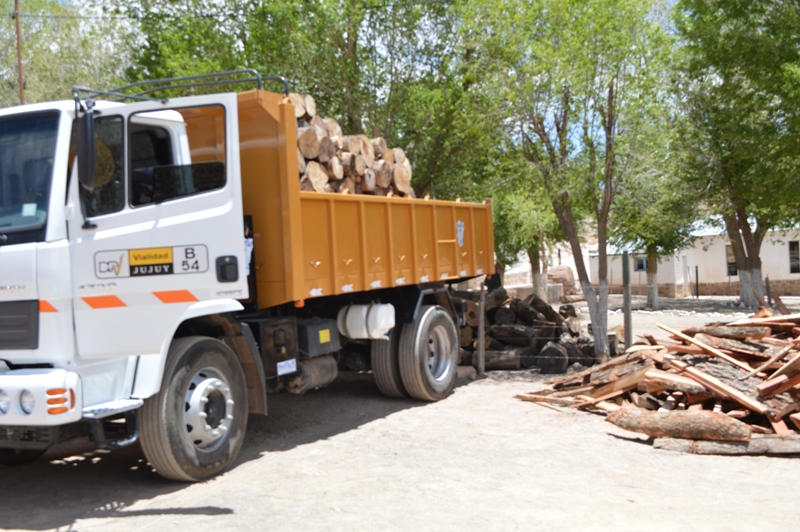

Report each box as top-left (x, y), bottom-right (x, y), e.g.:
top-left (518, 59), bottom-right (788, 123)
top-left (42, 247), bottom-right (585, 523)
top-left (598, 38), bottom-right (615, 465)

top-left (0, 449), bottom-right (45, 467)
top-left (140, 336), bottom-right (248, 482)
top-left (398, 305), bottom-right (458, 401)
top-left (371, 327), bottom-right (407, 398)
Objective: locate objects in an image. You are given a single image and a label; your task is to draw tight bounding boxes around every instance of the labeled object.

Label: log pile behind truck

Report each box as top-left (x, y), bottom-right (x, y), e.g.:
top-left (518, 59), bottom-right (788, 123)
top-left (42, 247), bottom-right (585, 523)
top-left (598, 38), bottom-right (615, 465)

top-left (288, 93), bottom-right (415, 197)
top-left (515, 311), bottom-right (800, 456)
top-left (452, 289), bottom-right (617, 373)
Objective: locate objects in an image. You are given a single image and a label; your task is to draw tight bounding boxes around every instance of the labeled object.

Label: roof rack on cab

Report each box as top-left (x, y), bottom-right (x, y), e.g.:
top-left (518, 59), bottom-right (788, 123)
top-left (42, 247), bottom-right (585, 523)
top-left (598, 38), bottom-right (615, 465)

top-left (72, 69), bottom-right (290, 104)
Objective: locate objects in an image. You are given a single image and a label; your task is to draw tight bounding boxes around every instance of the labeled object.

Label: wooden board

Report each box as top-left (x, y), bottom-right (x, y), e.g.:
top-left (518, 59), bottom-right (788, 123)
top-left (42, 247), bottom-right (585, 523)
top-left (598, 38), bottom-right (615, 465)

top-left (728, 313), bottom-right (800, 326)
top-left (657, 324), bottom-right (753, 372)
top-left (583, 361), bottom-right (653, 399)
top-left (644, 351), bottom-right (768, 415)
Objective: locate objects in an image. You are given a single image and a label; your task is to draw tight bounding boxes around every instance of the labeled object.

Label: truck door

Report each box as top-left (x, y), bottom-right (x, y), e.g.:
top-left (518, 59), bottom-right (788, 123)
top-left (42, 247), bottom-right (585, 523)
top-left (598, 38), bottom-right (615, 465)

top-left (67, 94), bottom-right (248, 359)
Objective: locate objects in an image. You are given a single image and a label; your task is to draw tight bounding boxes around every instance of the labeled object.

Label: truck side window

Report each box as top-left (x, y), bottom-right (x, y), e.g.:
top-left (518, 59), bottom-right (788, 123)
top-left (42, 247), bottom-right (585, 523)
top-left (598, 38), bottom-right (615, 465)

top-left (80, 116), bottom-right (124, 217)
top-left (130, 124), bottom-right (174, 205)
top-left (129, 105), bottom-right (226, 207)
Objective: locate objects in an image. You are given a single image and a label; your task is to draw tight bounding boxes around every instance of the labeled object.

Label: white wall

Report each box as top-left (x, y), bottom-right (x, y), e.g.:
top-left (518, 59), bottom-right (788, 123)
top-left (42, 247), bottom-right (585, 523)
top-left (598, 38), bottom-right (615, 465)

top-left (684, 230), bottom-right (800, 283)
top-left (504, 242), bottom-right (589, 287)
top-left (588, 229), bottom-right (800, 287)
top-left (589, 253), bottom-right (679, 286)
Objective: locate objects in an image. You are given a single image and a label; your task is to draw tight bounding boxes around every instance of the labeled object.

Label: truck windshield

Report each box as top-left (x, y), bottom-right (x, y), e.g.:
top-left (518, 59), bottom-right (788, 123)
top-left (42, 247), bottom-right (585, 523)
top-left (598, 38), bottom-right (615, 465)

top-left (0, 112), bottom-right (59, 243)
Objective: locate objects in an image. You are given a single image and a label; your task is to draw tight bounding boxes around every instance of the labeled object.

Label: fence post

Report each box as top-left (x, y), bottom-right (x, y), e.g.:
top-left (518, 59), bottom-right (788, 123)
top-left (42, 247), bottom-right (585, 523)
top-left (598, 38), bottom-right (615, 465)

top-left (622, 251), bottom-right (632, 350)
top-left (766, 276), bottom-right (772, 307)
top-left (695, 266), bottom-right (699, 299)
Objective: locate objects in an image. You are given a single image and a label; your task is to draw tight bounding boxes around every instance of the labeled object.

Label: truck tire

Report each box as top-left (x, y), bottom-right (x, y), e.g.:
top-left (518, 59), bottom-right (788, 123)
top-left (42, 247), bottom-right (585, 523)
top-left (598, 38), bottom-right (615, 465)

top-left (140, 336), bottom-right (248, 482)
top-left (0, 449), bottom-right (45, 467)
top-left (371, 327), bottom-right (407, 398)
top-left (398, 305), bottom-right (458, 401)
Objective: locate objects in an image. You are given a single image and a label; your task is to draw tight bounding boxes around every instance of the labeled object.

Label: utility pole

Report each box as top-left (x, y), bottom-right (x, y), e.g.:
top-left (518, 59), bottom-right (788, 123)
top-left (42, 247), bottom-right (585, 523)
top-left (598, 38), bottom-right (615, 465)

top-left (14, 0), bottom-right (25, 105)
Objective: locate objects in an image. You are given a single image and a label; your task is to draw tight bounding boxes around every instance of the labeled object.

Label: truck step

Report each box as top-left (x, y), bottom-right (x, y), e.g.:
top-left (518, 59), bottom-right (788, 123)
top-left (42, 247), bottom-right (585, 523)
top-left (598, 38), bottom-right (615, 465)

top-left (82, 399), bottom-right (143, 420)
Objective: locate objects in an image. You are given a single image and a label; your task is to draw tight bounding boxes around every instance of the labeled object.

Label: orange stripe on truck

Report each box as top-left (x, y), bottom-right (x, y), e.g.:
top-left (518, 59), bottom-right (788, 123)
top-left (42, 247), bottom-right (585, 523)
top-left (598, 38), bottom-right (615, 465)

top-left (39, 300), bottom-right (58, 313)
top-left (82, 295), bottom-right (127, 309)
top-left (153, 290), bottom-right (198, 303)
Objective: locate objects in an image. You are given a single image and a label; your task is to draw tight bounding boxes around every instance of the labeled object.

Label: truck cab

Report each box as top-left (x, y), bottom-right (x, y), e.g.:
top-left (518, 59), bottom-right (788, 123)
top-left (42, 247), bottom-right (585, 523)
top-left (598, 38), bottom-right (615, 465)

top-left (0, 90), bottom-right (252, 470)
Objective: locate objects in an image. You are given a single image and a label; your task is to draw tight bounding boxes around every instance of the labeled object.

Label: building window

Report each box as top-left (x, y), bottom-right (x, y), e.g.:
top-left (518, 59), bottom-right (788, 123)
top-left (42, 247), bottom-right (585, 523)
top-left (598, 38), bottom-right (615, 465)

top-left (726, 245), bottom-right (737, 277)
top-left (634, 257), bottom-right (647, 272)
top-left (791, 241), bottom-right (800, 274)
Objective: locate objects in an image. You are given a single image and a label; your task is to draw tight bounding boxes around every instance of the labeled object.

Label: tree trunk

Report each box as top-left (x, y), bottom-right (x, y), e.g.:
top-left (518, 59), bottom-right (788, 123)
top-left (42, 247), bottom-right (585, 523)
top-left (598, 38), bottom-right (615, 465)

top-left (738, 269), bottom-right (755, 308)
top-left (495, 262), bottom-right (506, 286)
top-left (605, 408), bottom-right (751, 441)
top-left (472, 351), bottom-right (522, 371)
top-left (646, 246), bottom-right (658, 310)
top-left (528, 243), bottom-right (548, 302)
top-left (552, 194), bottom-right (609, 361)
top-left (723, 206), bottom-right (768, 309)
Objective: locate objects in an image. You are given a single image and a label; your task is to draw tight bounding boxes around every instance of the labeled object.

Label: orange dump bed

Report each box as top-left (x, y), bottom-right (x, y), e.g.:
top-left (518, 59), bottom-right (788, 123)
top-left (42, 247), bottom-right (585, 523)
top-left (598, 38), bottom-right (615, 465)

top-left (236, 90), bottom-right (495, 309)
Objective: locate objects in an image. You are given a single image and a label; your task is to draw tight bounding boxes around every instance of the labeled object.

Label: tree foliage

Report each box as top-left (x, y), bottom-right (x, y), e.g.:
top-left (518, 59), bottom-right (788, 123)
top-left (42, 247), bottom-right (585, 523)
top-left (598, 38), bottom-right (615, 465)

top-left (675, 0), bottom-right (800, 306)
top-left (461, 0), bottom-right (673, 355)
top-left (112, 0), bottom-right (499, 202)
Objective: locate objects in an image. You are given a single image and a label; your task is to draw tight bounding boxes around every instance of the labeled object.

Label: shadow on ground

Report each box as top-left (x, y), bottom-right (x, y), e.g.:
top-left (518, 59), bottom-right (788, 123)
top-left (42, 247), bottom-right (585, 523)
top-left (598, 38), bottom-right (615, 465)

top-left (0, 372), bottom-right (425, 530)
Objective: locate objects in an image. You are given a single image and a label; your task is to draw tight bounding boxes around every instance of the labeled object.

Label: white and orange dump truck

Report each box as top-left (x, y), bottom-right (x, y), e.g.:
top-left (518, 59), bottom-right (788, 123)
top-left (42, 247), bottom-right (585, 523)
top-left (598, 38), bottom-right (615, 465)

top-left (0, 71), bottom-right (494, 480)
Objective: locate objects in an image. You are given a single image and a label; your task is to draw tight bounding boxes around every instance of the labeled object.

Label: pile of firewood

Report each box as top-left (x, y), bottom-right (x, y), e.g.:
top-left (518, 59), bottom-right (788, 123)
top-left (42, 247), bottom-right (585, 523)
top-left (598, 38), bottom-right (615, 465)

top-left (288, 93), bottom-right (415, 197)
top-left (515, 310), bottom-right (800, 456)
top-left (452, 288), bottom-right (614, 373)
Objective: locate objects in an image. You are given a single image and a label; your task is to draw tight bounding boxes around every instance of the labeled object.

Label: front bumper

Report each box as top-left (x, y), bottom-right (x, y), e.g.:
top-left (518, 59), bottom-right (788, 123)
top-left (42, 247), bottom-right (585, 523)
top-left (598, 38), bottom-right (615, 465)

top-left (0, 369), bottom-right (83, 426)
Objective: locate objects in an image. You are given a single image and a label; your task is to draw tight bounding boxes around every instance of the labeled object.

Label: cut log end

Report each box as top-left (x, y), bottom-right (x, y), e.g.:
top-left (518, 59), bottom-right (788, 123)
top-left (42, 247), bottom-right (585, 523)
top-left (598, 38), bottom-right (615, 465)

top-left (288, 92), bottom-right (306, 118)
top-left (303, 94), bottom-right (316, 118)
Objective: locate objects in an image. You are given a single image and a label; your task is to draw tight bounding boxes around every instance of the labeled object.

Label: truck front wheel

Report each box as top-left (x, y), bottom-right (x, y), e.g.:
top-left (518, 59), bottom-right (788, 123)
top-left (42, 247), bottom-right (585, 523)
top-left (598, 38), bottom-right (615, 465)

top-left (140, 336), bottom-right (248, 482)
top-left (398, 305), bottom-right (458, 401)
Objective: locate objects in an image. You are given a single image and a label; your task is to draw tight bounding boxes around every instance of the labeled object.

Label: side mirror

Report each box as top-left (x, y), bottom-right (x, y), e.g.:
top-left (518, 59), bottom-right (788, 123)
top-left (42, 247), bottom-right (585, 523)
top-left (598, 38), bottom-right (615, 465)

top-left (76, 104), bottom-right (96, 192)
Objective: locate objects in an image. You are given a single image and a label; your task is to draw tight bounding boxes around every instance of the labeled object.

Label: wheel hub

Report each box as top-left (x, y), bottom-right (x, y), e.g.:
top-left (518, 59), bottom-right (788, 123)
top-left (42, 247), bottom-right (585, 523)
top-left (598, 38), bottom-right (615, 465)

top-left (427, 324), bottom-right (453, 382)
top-left (184, 369), bottom-right (235, 450)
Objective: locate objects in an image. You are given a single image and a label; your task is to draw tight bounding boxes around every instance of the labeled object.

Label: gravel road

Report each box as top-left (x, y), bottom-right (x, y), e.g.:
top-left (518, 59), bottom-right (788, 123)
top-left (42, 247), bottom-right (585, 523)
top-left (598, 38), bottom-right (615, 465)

top-left (2, 297), bottom-right (800, 531)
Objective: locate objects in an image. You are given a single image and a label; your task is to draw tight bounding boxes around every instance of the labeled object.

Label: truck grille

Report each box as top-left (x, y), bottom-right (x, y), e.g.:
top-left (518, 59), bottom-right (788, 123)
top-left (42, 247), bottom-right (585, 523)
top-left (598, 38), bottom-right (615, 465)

top-left (0, 300), bottom-right (38, 350)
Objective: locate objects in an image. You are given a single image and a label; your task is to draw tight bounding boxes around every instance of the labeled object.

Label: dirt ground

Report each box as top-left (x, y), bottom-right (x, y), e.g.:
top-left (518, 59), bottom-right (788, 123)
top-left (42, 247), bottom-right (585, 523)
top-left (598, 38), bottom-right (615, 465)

top-left (3, 297), bottom-right (800, 531)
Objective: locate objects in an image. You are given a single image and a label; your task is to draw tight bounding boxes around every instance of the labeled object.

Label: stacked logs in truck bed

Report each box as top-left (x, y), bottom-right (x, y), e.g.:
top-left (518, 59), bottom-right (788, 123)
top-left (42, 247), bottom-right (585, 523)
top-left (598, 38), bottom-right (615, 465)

top-left (515, 309), bottom-right (800, 456)
top-left (452, 288), bottom-right (612, 373)
top-left (288, 93), bottom-right (415, 198)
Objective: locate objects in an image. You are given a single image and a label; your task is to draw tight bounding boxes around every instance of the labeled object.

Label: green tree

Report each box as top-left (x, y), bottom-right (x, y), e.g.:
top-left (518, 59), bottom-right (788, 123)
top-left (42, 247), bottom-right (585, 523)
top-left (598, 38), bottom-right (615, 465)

top-left (675, 0), bottom-right (800, 308)
top-left (612, 166), bottom-right (698, 310)
top-left (461, 0), bottom-right (673, 357)
top-left (0, 0), bottom-right (129, 107)
top-left (113, 0), bottom-right (495, 202)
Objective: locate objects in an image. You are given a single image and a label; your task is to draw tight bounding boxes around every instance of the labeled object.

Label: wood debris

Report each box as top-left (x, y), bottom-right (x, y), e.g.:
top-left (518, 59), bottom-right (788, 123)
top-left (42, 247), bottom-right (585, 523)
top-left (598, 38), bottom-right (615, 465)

top-left (515, 311), bottom-right (800, 457)
top-left (452, 289), bottom-right (614, 374)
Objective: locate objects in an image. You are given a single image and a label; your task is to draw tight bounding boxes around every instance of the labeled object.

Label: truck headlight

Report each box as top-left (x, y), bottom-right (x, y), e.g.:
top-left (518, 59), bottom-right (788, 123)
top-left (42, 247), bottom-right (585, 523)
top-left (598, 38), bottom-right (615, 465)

top-left (0, 390), bottom-right (9, 414)
top-left (20, 390), bottom-right (35, 414)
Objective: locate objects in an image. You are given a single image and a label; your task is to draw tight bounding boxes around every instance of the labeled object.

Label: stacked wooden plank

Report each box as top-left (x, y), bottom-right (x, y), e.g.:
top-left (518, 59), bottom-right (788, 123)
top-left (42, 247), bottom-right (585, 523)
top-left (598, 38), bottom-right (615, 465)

top-left (515, 310), bottom-right (800, 456)
top-left (288, 92), bottom-right (415, 198)
top-left (453, 289), bottom-right (605, 373)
